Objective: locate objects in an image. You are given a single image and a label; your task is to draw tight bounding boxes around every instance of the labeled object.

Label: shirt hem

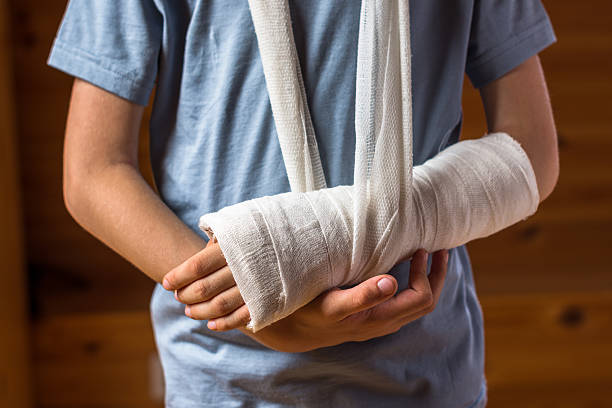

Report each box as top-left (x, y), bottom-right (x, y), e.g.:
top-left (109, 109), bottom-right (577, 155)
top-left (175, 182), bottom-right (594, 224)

top-left (466, 380), bottom-right (488, 408)
top-left (47, 38), bottom-right (153, 106)
top-left (466, 17), bottom-right (557, 88)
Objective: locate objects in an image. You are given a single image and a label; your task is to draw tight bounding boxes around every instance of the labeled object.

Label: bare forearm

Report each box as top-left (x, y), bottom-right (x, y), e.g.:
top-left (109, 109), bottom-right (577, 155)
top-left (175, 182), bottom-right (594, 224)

top-left (62, 79), bottom-right (206, 282)
top-left (65, 161), bottom-right (205, 283)
top-left (480, 55), bottom-right (559, 200)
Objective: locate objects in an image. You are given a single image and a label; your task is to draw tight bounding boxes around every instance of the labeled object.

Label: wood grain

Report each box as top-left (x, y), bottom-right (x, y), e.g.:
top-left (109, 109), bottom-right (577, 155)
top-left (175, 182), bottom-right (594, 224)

top-left (32, 291), bottom-right (612, 407)
top-left (34, 312), bottom-right (162, 408)
top-left (0, 0), bottom-right (31, 406)
top-left (482, 290), bottom-right (612, 407)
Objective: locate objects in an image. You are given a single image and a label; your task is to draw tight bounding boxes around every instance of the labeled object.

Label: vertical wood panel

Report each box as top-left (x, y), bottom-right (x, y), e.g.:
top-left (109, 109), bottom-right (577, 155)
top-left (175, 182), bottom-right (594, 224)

top-left (0, 0), bottom-right (31, 406)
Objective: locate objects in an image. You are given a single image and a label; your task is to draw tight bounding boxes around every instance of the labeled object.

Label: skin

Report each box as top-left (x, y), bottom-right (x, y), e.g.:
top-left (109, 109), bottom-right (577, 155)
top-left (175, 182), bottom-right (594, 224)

top-left (63, 54), bottom-right (558, 352)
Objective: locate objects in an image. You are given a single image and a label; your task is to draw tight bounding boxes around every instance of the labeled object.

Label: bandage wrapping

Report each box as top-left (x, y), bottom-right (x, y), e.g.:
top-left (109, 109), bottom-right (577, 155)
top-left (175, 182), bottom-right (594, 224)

top-left (199, 0), bottom-right (539, 332)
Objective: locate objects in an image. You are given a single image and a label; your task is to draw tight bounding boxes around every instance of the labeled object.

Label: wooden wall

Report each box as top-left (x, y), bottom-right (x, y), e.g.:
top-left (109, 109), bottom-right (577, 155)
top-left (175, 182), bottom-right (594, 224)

top-left (5, 0), bottom-right (611, 406)
top-left (0, 0), bottom-right (31, 406)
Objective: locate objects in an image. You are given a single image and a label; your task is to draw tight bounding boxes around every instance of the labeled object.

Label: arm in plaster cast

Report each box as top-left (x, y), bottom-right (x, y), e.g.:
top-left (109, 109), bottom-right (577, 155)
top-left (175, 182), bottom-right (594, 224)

top-left (480, 55), bottom-right (558, 201)
top-left (197, 55), bottom-right (559, 332)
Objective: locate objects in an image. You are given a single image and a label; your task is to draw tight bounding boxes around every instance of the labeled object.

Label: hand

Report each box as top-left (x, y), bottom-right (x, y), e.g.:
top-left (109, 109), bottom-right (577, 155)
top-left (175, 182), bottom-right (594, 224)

top-left (162, 239), bottom-right (251, 331)
top-left (239, 248), bottom-right (449, 352)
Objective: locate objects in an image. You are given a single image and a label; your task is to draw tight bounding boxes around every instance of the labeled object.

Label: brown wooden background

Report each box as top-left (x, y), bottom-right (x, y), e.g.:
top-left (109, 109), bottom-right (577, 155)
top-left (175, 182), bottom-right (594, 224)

top-left (2, 0), bottom-right (611, 407)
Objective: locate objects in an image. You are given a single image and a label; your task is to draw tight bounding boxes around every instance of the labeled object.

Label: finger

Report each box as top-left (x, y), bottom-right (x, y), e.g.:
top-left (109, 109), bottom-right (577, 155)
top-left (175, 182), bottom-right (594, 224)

top-left (163, 242), bottom-right (227, 290)
top-left (406, 249), bottom-right (432, 295)
top-left (175, 265), bottom-right (236, 304)
top-left (185, 285), bottom-right (244, 320)
top-left (391, 251), bottom-right (449, 327)
top-left (429, 249), bottom-right (449, 307)
top-left (315, 274), bottom-right (398, 321)
top-left (208, 304), bottom-right (251, 332)
top-left (366, 249), bottom-right (434, 322)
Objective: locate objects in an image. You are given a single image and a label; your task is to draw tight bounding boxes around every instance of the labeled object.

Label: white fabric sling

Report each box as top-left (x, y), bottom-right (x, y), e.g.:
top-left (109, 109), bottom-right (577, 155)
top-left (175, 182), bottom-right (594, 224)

top-left (199, 0), bottom-right (540, 332)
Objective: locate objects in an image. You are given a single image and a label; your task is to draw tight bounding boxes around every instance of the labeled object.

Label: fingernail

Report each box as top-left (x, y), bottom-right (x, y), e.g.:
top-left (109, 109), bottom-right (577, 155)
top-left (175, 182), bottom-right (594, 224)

top-left (208, 320), bottom-right (216, 330)
top-left (174, 290), bottom-right (179, 301)
top-left (377, 277), bottom-right (394, 295)
top-left (185, 306), bottom-right (191, 317)
top-left (163, 278), bottom-right (171, 290)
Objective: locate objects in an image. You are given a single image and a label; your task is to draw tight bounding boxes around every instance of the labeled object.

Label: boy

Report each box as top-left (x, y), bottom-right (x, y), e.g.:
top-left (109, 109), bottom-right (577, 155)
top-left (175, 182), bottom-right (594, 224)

top-left (49, 0), bottom-right (558, 406)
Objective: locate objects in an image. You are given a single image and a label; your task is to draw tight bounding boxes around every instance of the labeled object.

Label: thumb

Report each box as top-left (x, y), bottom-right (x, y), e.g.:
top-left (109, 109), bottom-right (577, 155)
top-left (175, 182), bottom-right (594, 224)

top-left (319, 275), bottom-right (398, 321)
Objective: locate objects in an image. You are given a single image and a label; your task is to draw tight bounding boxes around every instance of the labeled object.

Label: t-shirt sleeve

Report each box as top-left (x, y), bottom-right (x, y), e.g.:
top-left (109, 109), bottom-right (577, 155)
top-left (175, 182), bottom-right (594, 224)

top-left (47, 0), bottom-right (163, 106)
top-left (466, 0), bottom-right (557, 89)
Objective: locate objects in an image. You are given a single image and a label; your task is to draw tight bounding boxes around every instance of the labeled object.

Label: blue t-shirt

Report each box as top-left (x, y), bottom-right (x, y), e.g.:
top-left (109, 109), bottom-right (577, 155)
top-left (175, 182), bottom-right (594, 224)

top-left (48, 1), bottom-right (556, 406)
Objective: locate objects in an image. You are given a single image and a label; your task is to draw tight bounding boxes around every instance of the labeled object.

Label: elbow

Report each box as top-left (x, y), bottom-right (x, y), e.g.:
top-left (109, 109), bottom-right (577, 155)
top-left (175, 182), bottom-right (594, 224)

top-left (536, 128), bottom-right (560, 202)
top-left (62, 158), bottom-right (91, 227)
top-left (543, 151), bottom-right (559, 201)
top-left (63, 165), bottom-right (81, 224)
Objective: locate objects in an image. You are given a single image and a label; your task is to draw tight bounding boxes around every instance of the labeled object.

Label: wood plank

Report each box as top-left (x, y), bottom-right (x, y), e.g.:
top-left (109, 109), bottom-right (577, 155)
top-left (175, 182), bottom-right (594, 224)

top-left (34, 312), bottom-right (163, 408)
top-left (481, 290), bottom-right (612, 407)
top-left (33, 290), bottom-right (612, 407)
top-left (488, 382), bottom-right (612, 408)
top-left (481, 291), bottom-right (612, 385)
top-left (468, 217), bottom-right (612, 294)
top-left (0, 0), bottom-right (31, 406)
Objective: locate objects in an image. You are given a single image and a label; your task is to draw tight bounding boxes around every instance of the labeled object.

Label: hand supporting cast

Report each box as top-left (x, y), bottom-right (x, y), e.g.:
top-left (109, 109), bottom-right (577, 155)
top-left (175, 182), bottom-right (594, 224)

top-left (162, 237), bottom-right (449, 344)
top-left (162, 238), bottom-right (251, 331)
top-left (238, 248), bottom-right (449, 353)
top-left (163, 237), bottom-right (450, 351)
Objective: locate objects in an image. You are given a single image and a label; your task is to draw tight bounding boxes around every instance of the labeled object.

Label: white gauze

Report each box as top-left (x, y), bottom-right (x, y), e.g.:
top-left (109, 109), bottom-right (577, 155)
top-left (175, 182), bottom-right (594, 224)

top-left (199, 0), bottom-right (540, 332)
